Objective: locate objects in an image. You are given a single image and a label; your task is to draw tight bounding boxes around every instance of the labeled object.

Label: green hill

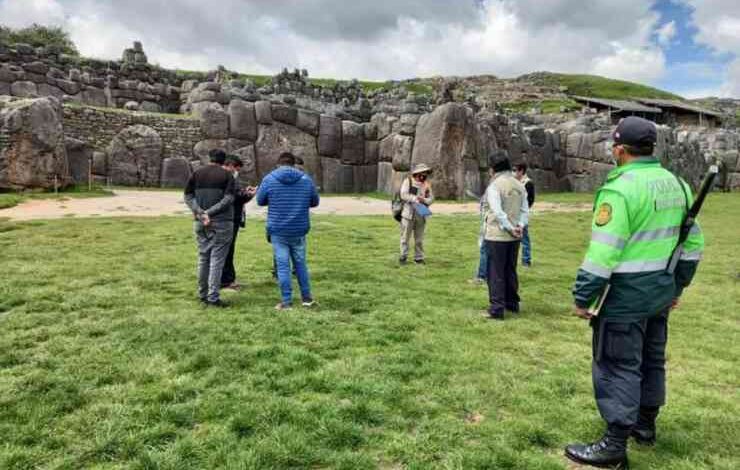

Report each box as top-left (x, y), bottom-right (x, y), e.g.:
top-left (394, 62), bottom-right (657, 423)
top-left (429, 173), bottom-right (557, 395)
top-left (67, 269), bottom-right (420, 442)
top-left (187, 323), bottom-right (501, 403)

top-left (519, 72), bottom-right (684, 101)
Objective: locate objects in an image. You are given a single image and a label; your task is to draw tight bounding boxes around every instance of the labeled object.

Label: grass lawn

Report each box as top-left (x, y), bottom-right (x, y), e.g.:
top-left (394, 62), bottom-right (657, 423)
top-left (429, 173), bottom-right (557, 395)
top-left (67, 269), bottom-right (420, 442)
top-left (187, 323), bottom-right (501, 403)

top-left (0, 187), bottom-right (113, 210)
top-left (0, 194), bottom-right (737, 469)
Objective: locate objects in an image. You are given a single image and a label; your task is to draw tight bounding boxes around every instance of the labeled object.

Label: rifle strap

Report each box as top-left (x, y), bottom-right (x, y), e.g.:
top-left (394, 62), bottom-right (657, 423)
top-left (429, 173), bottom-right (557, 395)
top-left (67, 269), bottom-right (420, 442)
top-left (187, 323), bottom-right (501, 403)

top-left (671, 172), bottom-right (691, 217)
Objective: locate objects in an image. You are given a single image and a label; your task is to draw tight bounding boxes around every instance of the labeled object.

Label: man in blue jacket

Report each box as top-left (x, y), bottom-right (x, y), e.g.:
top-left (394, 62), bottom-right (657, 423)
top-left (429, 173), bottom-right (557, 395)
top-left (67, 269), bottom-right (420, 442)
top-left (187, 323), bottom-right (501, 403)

top-left (256, 152), bottom-right (320, 310)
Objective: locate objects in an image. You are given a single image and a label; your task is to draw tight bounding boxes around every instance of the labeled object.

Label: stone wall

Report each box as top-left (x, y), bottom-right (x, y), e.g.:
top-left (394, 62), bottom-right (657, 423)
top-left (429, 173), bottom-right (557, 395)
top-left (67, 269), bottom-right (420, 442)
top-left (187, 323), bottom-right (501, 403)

top-left (0, 41), bottom-right (182, 113)
top-left (62, 106), bottom-right (202, 161)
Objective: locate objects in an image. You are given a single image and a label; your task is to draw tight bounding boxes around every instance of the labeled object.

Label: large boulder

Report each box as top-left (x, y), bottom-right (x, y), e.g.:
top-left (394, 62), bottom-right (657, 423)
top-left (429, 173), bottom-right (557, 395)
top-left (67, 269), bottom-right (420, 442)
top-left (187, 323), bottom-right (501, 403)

top-left (65, 137), bottom-right (93, 184)
top-left (10, 81), bottom-right (38, 98)
top-left (107, 125), bottom-right (163, 186)
top-left (228, 100), bottom-right (257, 141)
top-left (365, 140), bottom-right (379, 165)
top-left (160, 157), bottom-right (191, 188)
top-left (81, 87), bottom-right (107, 107)
top-left (255, 122), bottom-right (320, 181)
top-left (353, 165), bottom-right (378, 193)
top-left (199, 102), bottom-right (229, 139)
top-left (0, 96), bottom-right (69, 189)
top-left (411, 103), bottom-right (478, 199)
top-left (232, 144), bottom-right (258, 185)
top-left (318, 115), bottom-right (342, 157)
top-left (376, 165), bottom-right (408, 196)
top-left (255, 100), bottom-right (273, 124)
top-left (296, 109), bottom-right (320, 136)
top-left (380, 133), bottom-right (414, 171)
top-left (321, 157), bottom-right (354, 193)
top-left (272, 104), bottom-right (298, 126)
top-left (192, 138), bottom-right (252, 164)
top-left (341, 120), bottom-right (365, 165)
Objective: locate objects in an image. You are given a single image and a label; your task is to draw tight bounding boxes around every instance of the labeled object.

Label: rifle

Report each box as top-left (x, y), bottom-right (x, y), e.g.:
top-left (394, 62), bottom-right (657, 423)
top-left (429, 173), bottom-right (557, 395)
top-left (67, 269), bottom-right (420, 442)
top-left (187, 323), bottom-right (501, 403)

top-left (665, 164), bottom-right (719, 275)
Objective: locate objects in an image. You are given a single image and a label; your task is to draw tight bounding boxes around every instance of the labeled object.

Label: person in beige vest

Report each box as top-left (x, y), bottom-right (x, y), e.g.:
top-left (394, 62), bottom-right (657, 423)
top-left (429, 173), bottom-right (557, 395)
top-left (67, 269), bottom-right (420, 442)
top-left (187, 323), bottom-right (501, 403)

top-left (399, 164), bottom-right (434, 264)
top-left (484, 153), bottom-right (529, 320)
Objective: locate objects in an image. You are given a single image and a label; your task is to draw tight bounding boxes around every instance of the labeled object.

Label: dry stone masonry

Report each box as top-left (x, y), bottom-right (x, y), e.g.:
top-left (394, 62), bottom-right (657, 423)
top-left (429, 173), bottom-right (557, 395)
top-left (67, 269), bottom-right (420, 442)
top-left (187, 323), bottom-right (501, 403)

top-left (2, 40), bottom-right (739, 194)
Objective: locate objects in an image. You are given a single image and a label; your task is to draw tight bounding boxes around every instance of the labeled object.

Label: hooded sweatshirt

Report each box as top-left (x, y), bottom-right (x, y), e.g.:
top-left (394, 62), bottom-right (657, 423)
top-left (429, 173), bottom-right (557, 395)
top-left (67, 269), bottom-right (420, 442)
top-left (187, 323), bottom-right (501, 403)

top-left (256, 166), bottom-right (320, 237)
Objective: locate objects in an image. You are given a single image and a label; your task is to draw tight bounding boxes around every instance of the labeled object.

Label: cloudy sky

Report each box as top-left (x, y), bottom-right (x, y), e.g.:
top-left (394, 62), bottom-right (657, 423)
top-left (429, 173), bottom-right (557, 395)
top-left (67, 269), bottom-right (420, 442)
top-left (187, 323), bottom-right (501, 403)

top-left (1, 0), bottom-right (738, 98)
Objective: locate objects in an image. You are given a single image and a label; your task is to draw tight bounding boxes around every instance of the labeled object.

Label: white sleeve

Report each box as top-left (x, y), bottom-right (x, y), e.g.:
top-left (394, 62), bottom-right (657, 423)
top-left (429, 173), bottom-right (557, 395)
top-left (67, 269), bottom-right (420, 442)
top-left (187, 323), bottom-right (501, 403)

top-left (520, 196), bottom-right (529, 227)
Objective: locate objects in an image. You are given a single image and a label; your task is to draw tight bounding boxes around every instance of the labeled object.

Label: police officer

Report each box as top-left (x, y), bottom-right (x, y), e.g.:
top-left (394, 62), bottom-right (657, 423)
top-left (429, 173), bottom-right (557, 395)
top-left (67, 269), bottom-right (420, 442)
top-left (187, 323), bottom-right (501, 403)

top-left (565, 117), bottom-right (705, 468)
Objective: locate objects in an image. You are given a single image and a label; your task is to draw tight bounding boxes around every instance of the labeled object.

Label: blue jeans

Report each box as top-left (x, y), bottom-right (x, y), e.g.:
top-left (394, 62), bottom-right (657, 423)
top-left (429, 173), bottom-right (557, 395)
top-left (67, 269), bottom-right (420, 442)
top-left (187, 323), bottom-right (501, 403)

top-left (271, 235), bottom-right (312, 304)
top-left (476, 241), bottom-right (489, 280)
top-left (521, 225), bottom-right (531, 265)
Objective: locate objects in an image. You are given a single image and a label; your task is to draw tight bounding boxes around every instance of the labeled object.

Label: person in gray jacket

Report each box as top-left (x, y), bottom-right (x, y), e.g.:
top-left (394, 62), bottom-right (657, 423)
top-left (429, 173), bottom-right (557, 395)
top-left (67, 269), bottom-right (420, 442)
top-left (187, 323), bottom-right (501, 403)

top-left (184, 149), bottom-right (235, 307)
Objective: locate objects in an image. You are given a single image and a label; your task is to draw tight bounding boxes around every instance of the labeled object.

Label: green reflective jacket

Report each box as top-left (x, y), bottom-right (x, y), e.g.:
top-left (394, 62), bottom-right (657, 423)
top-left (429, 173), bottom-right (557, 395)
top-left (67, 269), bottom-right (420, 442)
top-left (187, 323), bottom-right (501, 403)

top-left (573, 158), bottom-right (705, 321)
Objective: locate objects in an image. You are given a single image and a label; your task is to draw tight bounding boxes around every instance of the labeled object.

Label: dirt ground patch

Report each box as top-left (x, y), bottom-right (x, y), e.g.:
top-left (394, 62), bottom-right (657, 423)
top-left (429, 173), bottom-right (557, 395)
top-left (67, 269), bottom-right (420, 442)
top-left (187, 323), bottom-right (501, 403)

top-left (0, 189), bottom-right (590, 221)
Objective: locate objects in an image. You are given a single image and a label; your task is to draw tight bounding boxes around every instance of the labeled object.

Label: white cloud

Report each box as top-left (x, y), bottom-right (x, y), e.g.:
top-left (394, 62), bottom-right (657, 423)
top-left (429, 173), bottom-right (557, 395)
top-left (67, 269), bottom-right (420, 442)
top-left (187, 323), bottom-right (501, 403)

top-left (591, 45), bottom-right (667, 83)
top-left (656, 21), bottom-right (677, 46)
top-left (681, 0), bottom-right (740, 97)
top-left (720, 59), bottom-right (740, 97)
top-left (0, 0), bottom-right (65, 27)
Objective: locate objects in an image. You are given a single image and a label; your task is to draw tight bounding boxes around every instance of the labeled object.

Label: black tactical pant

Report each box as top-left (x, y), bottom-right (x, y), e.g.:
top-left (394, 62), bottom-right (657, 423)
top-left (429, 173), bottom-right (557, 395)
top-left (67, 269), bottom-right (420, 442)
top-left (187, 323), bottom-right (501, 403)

top-left (591, 309), bottom-right (669, 428)
top-left (486, 240), bottom-right (520, 314)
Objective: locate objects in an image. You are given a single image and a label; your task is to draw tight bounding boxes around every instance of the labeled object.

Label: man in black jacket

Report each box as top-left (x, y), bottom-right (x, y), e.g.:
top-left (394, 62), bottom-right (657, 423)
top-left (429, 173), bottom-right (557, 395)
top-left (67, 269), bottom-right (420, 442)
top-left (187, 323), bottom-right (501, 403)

top-left (184, 149), bottom-right (235, 307)
top-left (514, 162), bottom-right (535, 267)
top-left (221, 155), bottom-right (256, 290)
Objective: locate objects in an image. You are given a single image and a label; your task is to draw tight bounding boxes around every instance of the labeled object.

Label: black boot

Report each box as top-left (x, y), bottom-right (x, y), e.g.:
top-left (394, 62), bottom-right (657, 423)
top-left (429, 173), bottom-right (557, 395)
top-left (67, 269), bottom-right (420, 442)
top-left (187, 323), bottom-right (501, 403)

top-left (631, 406), bottom-right (659, 446)
top-left (565, 426), bottom-right (630, 469)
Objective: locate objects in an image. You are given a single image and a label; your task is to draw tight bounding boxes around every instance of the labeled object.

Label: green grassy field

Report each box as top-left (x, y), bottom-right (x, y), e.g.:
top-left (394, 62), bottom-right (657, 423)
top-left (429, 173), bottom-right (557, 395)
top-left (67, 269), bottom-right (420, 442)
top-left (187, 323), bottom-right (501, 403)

top-left (0, 195), bottom-right (738, 469)
top-left (0, 187), bottom-right (113, 210)
top-left (524, 73), bottom-right (684, 101)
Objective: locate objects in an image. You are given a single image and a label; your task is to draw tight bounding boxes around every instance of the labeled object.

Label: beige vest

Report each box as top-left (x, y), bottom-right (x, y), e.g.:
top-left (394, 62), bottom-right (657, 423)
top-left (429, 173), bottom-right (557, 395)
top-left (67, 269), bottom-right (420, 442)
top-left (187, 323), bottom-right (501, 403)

top-left (484, 173), bottom-right (525, 242)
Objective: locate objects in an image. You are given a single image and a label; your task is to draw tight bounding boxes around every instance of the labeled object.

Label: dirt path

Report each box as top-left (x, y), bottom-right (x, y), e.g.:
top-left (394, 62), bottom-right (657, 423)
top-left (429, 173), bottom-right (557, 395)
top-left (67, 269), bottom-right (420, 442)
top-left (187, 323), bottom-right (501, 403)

top-left (0, 189), bottom-right (590, 221)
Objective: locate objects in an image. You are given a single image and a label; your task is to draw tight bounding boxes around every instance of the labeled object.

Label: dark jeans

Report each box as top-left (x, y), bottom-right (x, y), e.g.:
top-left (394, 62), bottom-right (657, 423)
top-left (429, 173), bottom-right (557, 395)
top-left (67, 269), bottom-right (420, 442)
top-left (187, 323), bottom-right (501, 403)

top-left (591, 310), bottom-right (669, 428)
top-left (221, 223), bottom-right (240, 286)
top-left (486, 240), bottom-right (520, 314)
top-left (521, 225), bottom-right (531, 265)
top-left (476, 241), bottom-right (489, 280)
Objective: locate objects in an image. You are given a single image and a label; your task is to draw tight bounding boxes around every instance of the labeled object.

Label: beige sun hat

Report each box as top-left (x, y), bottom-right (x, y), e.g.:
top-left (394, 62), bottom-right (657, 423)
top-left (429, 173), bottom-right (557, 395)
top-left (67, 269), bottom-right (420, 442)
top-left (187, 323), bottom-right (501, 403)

top-left (411, 163), bottom-right (432, 175)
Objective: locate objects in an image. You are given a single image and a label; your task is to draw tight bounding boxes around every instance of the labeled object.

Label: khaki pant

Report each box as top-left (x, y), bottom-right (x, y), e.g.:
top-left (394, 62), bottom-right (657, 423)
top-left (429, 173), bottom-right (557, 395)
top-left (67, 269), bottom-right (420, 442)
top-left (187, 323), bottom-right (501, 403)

top-left (400, 216), bottom-right (426, 261)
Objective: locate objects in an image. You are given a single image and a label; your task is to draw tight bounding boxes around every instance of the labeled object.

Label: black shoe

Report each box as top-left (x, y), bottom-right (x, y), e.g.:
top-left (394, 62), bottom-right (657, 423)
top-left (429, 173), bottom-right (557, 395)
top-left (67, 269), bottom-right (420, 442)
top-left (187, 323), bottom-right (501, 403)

top-left (630, 426), bottom-right (655, 446)
top-left (488, 311), bottom-right (505, 321)
top-left (631, 407), bottom-right (658, 446)
top-left (565, 434), bottom-right (629, 469)
top-left (205, 299), bottom-right (229, 308)
top-left (414, 259), bottom-right (426, 265)
top-left (399, 257), bottom-right (408, 265)
top-left (506, 303), bottom-right (520, 313)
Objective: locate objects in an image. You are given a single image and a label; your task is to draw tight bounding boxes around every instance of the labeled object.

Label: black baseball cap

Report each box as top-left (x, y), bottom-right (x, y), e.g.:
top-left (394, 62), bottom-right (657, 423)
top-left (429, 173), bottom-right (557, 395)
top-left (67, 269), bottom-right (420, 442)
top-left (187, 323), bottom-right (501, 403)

top-left (613, 116), bottom-right (657, 147)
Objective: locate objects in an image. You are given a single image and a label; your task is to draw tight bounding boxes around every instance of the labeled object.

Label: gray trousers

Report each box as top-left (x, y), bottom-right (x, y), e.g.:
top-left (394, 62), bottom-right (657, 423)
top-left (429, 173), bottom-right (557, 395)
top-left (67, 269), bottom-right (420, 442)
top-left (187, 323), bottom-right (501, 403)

top-left (194, 219), bottom-right (233, 302)
top-left (400, 216), bottom-right (426, 261)
top-left (591, 309), bottom-right (669, 428)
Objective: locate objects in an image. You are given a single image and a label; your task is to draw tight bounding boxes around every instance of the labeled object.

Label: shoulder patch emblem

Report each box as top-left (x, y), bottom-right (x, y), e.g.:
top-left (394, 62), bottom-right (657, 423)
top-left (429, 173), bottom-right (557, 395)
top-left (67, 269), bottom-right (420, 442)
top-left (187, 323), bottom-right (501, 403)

top-left (595, 203), bottom-right (613, 226)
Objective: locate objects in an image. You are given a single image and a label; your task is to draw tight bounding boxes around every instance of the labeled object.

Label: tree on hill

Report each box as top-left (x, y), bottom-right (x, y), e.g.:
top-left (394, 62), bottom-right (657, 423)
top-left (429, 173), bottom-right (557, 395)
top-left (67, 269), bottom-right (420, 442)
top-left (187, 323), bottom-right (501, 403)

top-left (0, 23), bottom-right (79, 56)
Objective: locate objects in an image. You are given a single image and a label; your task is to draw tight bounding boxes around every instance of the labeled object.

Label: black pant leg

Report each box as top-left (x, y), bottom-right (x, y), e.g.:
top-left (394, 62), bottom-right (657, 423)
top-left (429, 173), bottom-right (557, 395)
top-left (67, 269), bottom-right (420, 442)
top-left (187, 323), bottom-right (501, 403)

top-left (592, 318), bottom-right (646, 428)
top-left (487, 241), bottom-right (507, 314)
top-left (640, 309), bottom-right (669, 408)
top-left (221, 224), bottom-right (239, 286)
top-left (504, 241), bottom-right (520, 308)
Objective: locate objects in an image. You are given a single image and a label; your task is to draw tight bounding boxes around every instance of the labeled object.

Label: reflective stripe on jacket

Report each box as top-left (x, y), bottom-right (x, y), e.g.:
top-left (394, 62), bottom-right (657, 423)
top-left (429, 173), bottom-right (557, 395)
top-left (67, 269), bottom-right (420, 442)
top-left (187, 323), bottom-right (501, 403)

top-left (573, 157), bottom-right (705, 320)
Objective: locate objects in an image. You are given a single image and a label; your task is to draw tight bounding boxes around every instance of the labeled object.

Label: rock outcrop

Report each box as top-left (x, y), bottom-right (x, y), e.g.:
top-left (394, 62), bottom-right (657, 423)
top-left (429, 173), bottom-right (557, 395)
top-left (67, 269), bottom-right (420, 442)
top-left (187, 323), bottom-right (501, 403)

top-left (0, 96), bottom-right (69, 189)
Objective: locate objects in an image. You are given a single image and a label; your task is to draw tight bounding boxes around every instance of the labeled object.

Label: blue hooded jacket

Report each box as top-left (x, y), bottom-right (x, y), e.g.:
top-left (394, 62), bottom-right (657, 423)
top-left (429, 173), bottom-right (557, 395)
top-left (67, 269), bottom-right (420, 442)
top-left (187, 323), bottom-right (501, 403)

top-left (256, 166), bottom-right (320, 237)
